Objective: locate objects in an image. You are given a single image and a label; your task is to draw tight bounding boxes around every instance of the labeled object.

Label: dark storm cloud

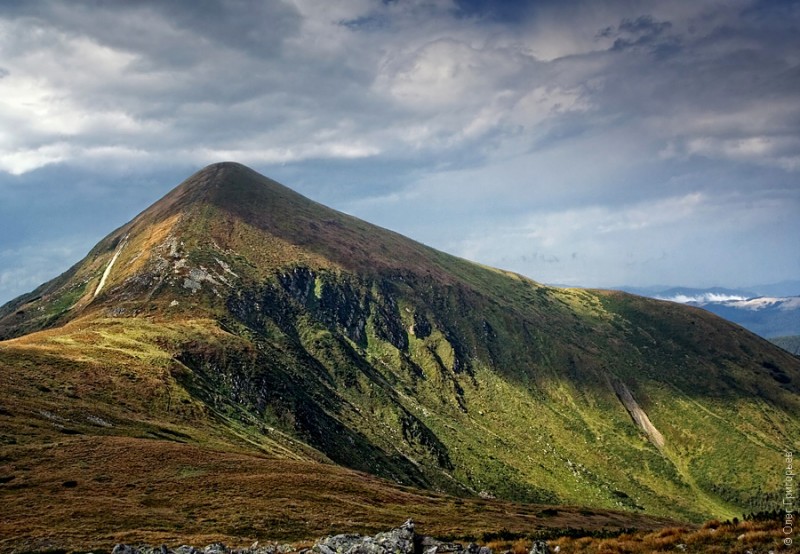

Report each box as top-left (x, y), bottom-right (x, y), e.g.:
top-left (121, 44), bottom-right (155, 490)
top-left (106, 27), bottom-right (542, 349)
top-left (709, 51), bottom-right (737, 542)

top-left (0, 0), bottom-right (798, 302)
top-left (1, 0), bottom-right (302, 64)
top-left (601, 16), bottom-right (681, 58)
top-left (453, 0), bottom-right (533, 22)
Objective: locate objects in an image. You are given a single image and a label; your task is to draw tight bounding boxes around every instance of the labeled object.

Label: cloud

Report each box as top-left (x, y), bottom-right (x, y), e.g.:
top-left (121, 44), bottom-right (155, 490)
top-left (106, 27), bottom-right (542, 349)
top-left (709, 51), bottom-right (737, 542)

top-left (1, 0), bottom-right (797, 179)
top-left (0, 0), bottom-right (798, 303)
top-left (659, 293), bottom-right (749, 304)
top-left (682, 136), bottom-right (800, 171)
top-left (433, 187), bottom-right (800, 288)
top-left (376, 38), bottom-right (523, 110)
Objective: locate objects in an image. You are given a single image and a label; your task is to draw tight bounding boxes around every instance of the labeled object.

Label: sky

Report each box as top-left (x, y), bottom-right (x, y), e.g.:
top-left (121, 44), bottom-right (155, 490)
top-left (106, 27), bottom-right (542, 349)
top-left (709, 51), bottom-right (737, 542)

top-left (1, 0), bottom-right (799, 305)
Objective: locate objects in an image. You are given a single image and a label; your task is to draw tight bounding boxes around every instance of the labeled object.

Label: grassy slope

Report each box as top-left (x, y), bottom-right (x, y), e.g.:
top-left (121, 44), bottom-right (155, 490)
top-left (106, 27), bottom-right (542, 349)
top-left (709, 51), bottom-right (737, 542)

top-left (3, 275), bottom-right (798, 524)
top-left (0, 317), bottom-right (678, 552)
top-left (1, 163), bottom-right (799, 545)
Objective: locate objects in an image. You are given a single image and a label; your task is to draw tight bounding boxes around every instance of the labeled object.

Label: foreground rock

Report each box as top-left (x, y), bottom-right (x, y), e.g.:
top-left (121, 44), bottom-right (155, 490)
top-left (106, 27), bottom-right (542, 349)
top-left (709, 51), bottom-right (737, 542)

top-left (112, 542), bottom-right (296, 554)
top-left (110, 520), bottom-right (552, 554)
top-left (313, 519), bottom-right (416, 554)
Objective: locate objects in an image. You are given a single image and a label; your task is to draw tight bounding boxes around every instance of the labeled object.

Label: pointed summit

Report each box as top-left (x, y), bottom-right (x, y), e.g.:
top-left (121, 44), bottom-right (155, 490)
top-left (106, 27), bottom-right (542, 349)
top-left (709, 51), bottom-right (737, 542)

top-left (0, 162), bottom-right (507, 338)
top-left (125, 160), bottom-right (463, 277)
top-left (143, 161), bottom-right (316, 219)
top-left (0, 162), bottom-right (332, 336)
top-left (109, 161), bottom-right (332, 244)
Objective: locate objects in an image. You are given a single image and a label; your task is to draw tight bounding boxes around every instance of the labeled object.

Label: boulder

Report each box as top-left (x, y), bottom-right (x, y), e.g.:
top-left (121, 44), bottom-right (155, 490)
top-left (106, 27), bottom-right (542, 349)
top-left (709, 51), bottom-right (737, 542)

top-left (528, 541), bottom-right (548, 554)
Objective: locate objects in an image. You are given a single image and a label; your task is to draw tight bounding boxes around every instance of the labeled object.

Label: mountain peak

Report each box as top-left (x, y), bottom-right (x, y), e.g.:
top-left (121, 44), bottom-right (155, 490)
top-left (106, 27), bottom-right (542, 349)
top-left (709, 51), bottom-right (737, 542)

top-left (181, 161), bottom-right (278, 193)
top-left (188, 160), bottom-right (266, 181)
top-left (201, 160), bottom-right (249, 172)
top-left (1, 163), bottom-right (799, 529)
top-left (0, 163), bottom-right (502, 336)
top-left (147, 161), bottom-right (299, 219)
top-left (143, 162), bottom-right (484, 283)
top-left (180, 161), bottom-right (253, 194)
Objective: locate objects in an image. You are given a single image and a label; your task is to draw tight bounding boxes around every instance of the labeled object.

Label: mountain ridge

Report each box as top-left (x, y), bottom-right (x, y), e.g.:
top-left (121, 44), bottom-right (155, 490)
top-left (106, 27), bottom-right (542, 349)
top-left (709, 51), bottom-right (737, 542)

top-left (1, 163), bottom-right (799, 541)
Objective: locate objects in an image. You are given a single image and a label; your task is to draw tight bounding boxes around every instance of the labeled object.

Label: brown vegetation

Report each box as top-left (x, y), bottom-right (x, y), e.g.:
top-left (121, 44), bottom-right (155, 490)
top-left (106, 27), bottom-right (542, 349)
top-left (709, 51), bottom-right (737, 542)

top-left (0, 436), bottom-right (677, 553)
top-left (547, 517), bottom-right (788, 553)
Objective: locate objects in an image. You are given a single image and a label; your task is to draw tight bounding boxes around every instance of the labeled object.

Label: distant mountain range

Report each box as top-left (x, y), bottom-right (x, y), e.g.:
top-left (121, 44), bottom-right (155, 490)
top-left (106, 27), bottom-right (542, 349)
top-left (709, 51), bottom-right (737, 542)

top-left (773, 335), bottom-right (800, 355)
top-left (620, 281), bottom-right (800, 299)
top-left (614, 285), bottom-right (800, 340)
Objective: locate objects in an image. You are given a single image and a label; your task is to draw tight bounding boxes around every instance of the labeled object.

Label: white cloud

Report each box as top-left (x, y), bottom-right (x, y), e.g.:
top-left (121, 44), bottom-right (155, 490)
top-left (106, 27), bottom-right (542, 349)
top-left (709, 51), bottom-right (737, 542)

top-left (515, 85), bottom-right (591, 126)
top-left (189, 142), bottom-right (380, 166)
top-left (433, 187), bottom-right (798, 288)
top-left (0, 0), bottom-right (799, 302)
top-left (0, 18), bottom-right (171, 173)
top-left (0, 0), bottom-right (795, 179)
top-left (683, 136), bottom-right (800, 171)
top-left (0, 143), bottom-right (73, 176)
top-left (660, 293), bottom-right (749, 304)
top-left (376, 38), bottom-right (522, 110)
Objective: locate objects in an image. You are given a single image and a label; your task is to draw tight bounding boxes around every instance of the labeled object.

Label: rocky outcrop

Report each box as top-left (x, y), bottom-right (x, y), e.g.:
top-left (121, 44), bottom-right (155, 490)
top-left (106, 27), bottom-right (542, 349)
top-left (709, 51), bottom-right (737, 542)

top-left (610, 378), bottom-right (665, 449)
top-left (108, 521), bottom-right (551, 554)
top-left (314, 519), bottom-right (415, 554)
top-left (528, 541), bottom-right (549, 554)
top-left (112, 542), bottom-right (294, 554)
